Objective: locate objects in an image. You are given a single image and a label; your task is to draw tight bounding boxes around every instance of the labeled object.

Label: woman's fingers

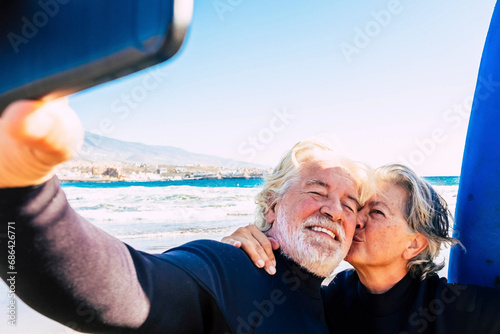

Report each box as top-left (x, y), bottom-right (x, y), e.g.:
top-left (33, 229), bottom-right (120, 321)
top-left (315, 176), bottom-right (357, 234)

top-left (221, 225), bottom-right (279, 275)
top-left (221, 233), bottom-right (265, 267)
top-left (268, 237), bottom-right (280, 251)
top-left (249, 226), bottom-right (277, 268)
top-left (220, 237), bottom-right (242, 248)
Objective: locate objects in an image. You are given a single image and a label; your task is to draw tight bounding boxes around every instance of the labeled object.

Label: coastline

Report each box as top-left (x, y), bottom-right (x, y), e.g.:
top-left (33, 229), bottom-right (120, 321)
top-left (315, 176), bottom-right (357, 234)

top-left (58, 175), bottom-right (265, 183)
top-left (58, 175), bottom-right (458, 184)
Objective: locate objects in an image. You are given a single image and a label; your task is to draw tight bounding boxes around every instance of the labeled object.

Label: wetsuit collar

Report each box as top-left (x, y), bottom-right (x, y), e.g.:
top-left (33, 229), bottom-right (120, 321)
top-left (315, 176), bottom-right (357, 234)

top-left (276, 250), bottom-right (324, 298)
top-left (357, 271), bottom-right (416, 316)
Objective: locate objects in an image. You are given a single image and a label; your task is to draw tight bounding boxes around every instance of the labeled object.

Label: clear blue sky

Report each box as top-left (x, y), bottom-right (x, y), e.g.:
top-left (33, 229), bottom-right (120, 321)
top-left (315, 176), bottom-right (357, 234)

top-left (69, 0), bottom-right (496, 176)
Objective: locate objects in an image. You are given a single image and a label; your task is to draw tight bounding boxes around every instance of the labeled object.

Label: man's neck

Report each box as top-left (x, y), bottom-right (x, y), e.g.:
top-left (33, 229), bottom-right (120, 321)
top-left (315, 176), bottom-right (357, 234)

top-left (354, 265), bottom-right (409, 294)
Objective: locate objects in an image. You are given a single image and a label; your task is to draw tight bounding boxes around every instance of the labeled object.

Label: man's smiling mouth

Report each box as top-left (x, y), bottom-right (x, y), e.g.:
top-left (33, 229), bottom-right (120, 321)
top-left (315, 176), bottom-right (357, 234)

top-left (308, 226), bottom-right (338, 240)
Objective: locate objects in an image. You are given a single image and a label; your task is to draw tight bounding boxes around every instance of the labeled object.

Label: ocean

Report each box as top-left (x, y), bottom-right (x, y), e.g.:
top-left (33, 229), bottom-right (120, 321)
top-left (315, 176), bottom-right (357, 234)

top-left (1, 177), bottom-right (459, 333)
top-left (61, 178), bottom-right (265, 252)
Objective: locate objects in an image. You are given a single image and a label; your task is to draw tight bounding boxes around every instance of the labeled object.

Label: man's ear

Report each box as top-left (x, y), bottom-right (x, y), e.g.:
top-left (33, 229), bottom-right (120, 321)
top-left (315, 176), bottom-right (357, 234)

top-left (403, 233), bottom-right (428, 260)
top-left (264, 197), bottom-right (279, 225)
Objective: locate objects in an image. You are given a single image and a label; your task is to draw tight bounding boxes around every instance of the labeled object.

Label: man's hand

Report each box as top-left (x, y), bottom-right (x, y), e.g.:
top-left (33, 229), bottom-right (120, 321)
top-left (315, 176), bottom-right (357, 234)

top-left (0, 99), bottom-right (83, 188)
top-left (221, 225), bottom-right (280, 275)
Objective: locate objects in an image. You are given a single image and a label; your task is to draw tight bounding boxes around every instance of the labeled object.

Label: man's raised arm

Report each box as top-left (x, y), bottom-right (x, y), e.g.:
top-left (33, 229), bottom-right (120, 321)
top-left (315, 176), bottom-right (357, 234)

top-left (0, 100), bottom-right (150, 332)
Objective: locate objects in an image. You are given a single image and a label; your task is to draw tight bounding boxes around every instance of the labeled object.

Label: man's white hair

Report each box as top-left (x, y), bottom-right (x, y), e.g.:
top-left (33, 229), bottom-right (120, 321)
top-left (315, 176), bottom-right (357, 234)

top-left (254, 139), bottom-right (374, 231)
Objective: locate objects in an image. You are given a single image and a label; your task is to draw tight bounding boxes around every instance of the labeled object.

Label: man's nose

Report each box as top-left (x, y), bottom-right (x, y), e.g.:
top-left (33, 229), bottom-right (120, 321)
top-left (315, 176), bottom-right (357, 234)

top-left (319, 199), bottom-right (344, 222)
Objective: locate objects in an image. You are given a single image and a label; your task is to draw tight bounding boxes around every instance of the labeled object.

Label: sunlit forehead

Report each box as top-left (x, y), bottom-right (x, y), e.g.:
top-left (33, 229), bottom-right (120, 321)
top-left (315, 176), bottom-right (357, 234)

top-left (305, 179), bottom-right (329, 189)
top-left (301, 161), bottom-right (356, 186)
top-left (301, 162), bottom-right (360, 206)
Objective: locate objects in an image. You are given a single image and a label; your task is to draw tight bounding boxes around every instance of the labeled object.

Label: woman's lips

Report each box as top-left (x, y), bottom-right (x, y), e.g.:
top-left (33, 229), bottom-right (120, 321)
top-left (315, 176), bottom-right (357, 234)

top-left (352, 234), bottom-right (363, 242)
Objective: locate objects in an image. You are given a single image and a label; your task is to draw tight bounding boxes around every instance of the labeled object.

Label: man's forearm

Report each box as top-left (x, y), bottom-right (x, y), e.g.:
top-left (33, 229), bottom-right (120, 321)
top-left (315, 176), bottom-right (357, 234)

top-left (0, 177), bottom-right (149, 332)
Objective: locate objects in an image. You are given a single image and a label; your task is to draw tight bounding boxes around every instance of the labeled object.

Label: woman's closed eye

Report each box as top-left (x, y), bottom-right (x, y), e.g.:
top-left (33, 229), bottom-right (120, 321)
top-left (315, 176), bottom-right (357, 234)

top-left (370, 209), bottom-right (385, 217)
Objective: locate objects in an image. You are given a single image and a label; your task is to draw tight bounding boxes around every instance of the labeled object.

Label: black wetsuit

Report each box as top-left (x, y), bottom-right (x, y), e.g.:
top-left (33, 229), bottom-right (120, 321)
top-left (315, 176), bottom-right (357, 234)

top-left (0, 177), bottom-right (329, 333)
top-left (322, 270), bottom-right (500, 334)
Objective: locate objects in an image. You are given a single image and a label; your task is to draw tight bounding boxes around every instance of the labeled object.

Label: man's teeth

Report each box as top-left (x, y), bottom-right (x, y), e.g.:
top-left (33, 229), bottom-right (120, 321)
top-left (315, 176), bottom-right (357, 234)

top-left (310, 226), bottom-right (336, 240)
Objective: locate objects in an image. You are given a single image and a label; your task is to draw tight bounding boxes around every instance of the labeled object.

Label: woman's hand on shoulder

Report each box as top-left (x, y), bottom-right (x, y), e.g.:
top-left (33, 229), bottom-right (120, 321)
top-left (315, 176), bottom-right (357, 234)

top-left (222, 224), bottom-right (280, 275)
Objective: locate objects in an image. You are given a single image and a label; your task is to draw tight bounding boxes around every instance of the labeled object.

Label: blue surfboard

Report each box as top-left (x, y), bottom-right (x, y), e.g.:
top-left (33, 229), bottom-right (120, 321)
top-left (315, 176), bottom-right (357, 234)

top-left (448, 2), bottom-right (500, 288)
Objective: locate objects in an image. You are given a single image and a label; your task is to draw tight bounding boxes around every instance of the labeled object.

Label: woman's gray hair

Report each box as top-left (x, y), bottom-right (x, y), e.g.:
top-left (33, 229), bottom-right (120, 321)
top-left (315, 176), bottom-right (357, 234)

top-left (375, 164), bottom-right (462, 280)
top-left (254, 139), bottom-right (374, 231)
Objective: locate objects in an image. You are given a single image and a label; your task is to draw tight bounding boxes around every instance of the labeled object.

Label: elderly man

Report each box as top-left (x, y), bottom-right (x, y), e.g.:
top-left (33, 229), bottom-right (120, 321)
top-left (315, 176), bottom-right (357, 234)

top-left (0, 100), bottom-right (370, 333)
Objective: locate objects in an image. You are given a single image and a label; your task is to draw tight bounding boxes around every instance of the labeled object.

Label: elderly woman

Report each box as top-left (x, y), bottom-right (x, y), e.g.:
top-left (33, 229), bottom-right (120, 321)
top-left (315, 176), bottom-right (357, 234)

top-left (223, 164), bottom-right (500, 333)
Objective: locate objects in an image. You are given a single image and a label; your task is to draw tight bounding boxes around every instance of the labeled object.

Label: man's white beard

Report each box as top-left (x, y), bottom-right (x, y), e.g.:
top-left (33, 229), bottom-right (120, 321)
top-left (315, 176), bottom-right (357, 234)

top-left (269, 208), bottom-right (347, 278)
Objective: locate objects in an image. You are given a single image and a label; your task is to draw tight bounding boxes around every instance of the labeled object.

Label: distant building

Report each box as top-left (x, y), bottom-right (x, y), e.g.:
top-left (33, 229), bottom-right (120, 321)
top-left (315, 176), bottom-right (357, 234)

top-left (92, 166), bottom-right (101, 176)
top-left (174, 167), bottom-right (188, 173)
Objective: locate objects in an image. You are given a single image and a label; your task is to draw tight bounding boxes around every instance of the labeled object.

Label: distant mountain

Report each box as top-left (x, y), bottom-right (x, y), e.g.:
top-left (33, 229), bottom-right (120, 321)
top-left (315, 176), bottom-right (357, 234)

top-left (74, 132), bottom-right (263, 168)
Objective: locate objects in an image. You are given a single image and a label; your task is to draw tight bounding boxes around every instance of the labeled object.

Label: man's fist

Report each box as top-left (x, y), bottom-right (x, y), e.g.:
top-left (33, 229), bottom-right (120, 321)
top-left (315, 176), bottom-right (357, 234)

top-left (0, 99), bottom-right (83, 188)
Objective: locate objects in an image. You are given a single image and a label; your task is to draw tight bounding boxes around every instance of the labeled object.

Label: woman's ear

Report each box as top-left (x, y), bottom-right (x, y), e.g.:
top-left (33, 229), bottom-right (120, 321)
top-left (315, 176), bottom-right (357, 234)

top-left (403, 233), bottom-right (428, 260)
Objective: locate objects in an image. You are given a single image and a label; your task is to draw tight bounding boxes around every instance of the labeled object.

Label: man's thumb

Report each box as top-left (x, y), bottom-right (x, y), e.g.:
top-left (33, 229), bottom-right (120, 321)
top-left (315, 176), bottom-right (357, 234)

top-left (2, 99), bottom-right (84, 163)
